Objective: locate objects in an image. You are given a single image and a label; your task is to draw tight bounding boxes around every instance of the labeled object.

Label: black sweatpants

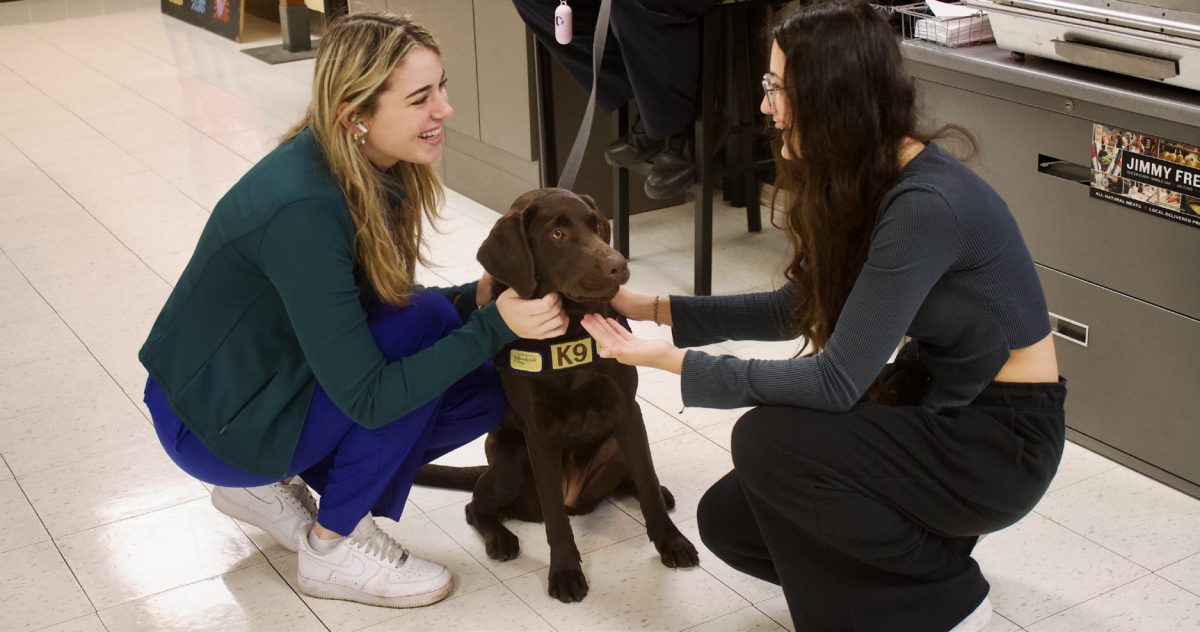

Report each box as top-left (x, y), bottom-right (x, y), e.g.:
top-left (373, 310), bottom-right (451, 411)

top-left (697, 379), bottom-right (1067, 631)
top-left (511, 0), bottom-right (720, 139)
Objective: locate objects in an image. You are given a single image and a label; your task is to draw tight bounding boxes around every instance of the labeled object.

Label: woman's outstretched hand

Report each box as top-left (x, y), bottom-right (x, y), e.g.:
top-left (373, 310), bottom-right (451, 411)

top-left (497, 289), bottom-right (567, 340)
top-left (581, 313), bottom-right (685, 374)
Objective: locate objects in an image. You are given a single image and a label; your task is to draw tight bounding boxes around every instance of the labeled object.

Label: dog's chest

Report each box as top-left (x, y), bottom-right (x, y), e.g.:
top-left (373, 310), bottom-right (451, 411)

top-left (499, 364), bottom-right (637, 445)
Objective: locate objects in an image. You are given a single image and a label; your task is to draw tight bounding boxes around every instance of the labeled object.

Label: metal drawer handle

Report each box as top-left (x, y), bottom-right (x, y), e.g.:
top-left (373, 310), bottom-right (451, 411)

top-left (1049, 312), bottom-right (1089, 347)
top-left (1037, 154), bottom-right (1091, 185)
top-left (1052, 39), bottom-right (1179, 81)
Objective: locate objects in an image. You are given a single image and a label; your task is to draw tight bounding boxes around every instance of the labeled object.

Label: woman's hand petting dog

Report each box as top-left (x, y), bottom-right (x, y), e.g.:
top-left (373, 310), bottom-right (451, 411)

top-left (497, 289), bottom-right (568, 339)
top-left (581, 314), bottom-right (686, 374)
top-left (474, 271), bottom-right (496, 307)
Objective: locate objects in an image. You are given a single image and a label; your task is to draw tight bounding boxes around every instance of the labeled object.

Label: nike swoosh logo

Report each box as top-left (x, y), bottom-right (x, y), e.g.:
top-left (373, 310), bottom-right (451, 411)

top-left (246, 490), bottom-right (285, 516)
top-left (313, 552), bottom-right (368, 584)
top-left (338, 554), bottom-right (368, 580)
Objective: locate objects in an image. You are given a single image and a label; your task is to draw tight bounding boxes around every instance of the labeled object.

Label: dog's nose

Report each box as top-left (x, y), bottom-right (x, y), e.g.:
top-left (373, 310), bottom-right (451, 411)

top-left (603, 252), bottom-right (628, 279)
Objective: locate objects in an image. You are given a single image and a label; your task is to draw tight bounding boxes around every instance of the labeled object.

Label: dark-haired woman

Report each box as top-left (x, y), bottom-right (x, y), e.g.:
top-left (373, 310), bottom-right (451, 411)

top-left (581, 1), bottom-right (1065, 630)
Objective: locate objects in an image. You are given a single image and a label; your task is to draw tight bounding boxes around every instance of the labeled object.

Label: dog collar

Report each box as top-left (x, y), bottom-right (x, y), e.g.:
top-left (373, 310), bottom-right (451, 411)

top-left (501, 335), bottom-right (604, 375)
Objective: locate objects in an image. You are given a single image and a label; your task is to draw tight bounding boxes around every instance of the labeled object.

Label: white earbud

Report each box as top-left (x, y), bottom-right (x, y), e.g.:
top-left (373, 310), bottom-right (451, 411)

top-left (555, 1), bottom-right (572, 45)
top-left (355, 122), bottom-right (368, 134)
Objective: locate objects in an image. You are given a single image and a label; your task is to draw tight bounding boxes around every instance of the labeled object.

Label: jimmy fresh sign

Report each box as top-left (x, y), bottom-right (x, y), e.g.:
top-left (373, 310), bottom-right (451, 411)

top-left (1089, 123), bottom-right (1200, 229)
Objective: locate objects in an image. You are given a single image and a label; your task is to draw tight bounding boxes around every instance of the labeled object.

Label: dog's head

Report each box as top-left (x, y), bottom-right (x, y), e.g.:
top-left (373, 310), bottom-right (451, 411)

top-left (477, 188), bottom-right (629, 302)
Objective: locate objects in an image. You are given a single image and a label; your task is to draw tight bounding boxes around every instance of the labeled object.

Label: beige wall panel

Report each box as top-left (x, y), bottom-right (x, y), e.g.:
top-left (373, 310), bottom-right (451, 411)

top-left (389, 0), bottom-right (481, 140)
top-left (347, 0), bottom-right (386, 13)
top-left (474, 1), bottom-right (537, 161)
top-left (443, 146), bottom-right (539, 214)
top-left (444, 128), bottom-right (539, 183)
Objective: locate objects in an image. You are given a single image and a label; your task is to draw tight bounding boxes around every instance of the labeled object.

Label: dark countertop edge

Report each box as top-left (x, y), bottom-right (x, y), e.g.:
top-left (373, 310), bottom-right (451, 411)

top-left (900, 41), bottom-right (1200, 127)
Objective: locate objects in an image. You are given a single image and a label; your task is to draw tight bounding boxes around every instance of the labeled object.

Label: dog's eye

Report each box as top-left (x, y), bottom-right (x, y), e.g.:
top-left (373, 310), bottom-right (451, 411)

top-left (551, 228), bottom-right (564, 240)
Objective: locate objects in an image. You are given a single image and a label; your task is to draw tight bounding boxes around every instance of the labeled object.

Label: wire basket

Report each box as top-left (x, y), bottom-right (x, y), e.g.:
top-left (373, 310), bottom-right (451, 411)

top-left (892, 3), bottom-right (994, 48)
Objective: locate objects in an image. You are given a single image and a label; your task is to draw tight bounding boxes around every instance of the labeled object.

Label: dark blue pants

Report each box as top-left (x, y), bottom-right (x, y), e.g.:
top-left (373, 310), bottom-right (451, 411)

top-left (145, 291), bottom-right (506, 535)
top-left (512, 0), bottom-right (721, 140)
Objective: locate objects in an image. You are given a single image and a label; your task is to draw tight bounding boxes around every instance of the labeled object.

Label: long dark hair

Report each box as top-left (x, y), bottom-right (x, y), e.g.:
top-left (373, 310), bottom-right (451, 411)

top-left (771, 0), bottom-right (974, 354)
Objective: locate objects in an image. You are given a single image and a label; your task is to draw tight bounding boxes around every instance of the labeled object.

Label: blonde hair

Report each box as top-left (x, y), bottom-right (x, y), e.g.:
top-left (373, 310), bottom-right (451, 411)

top-left (282, 12), bottom-right (444, 306)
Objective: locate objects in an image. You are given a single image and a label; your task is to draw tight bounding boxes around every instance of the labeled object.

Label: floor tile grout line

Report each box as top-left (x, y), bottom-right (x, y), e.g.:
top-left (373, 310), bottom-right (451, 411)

top-left (749, 603), bottom-right (792, 632)
top-left (493, 574), bottom-right (562, 632)
top-left (0, 222), bottom-right (157, 425)
top-left (1152, 563), bottom-right (1200, 601)
top-left (0, 248), bottom-right (152, 429)
top-left (1, 448), bottom-right (106, 620)
top-left (0, 81), bottom-right (180, 285)
top-left (40, 483), bottom-right (208, 540)
top-left (676, 600), bottom-right (764, 632)
top-left (88, 558), bottom-right (277, 623)
top-left (1030, 509), bottom-right (1175, 574)
top-left (427, 496), bottom-right (772, 611)
top-left (423, 504), bottom-right (510, 588)
top-left (1016, 569), bottom-right (1157, 629)
top-left (1040, 462), bottom-right (1125, 498)
top-left (6, 10), bottom-right (294, 209)
top-left (6, 430), bottom-right (159, 482)
top-left (483, 522), bottom-right (773, 619)
top-left (255, 549), bottom-right (334, 632)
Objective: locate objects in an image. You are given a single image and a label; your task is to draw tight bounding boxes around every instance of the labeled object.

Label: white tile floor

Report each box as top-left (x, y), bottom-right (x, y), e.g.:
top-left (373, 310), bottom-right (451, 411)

top-left (1, 2), bottom-right (1199, 631)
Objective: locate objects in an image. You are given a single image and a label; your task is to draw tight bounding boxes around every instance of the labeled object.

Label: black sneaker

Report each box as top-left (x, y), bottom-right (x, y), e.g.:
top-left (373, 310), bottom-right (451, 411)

top-left (644, 132), bottom-right (695, 200)
top-left (603, 119), bottom-right (664, 168)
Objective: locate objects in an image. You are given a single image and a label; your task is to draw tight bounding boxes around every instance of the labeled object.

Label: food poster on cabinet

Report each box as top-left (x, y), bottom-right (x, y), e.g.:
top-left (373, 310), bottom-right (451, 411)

top-left (1089, 123), bottom-right (1200, 229)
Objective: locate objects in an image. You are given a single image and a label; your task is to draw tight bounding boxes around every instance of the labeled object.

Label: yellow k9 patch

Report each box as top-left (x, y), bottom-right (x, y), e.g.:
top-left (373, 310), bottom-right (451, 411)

top-left (550, 338), bottom-right (594, 370)
top-left (509, 349), bottom-right (543, 373)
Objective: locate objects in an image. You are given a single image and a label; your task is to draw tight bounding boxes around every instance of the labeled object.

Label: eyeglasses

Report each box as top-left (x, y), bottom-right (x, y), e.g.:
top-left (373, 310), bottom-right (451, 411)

top-left (761, 73), bottom-right (785, 111)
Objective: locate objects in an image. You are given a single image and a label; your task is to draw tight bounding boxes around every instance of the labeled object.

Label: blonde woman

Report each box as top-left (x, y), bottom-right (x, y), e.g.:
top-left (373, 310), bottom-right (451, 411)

top-left (139, 13), bottom-right (566, 608)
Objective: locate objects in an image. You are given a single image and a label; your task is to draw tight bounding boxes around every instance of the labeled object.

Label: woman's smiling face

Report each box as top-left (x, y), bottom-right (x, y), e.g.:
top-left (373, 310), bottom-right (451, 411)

top-left (355, 46), bottom-right (453, 169)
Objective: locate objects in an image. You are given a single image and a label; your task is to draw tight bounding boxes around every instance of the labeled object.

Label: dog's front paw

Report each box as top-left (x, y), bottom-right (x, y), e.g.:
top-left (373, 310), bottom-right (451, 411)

top-left (657, 533), bottom-right (699, 568)
top-left (483, 528), bottom-right (520, 562)
top-left (547, 566), bottom-right (589, 603)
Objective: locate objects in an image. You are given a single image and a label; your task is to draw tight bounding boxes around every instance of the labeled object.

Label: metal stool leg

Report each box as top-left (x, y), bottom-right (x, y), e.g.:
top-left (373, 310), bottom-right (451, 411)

top-left (612, 103), bottom-right (630, 256)
top-left (533, 40), bottom-right (559, 188)
top-left (694, 10), bottom-right (720, 297)
top-left (733, 7), bottom-right (762, 232)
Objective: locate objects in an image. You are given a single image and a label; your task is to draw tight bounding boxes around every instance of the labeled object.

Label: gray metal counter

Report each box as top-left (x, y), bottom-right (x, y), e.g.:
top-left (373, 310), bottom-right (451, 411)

top-left (902, 41), bottom-right (1200, 126)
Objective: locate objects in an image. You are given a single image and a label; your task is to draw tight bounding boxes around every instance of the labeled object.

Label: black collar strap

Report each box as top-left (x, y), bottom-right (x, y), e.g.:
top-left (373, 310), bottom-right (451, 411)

top-left (501, 335), bottom-right (604, 375)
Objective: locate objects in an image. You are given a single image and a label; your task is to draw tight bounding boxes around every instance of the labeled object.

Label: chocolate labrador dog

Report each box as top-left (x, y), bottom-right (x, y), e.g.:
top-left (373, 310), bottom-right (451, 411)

top-left (418, 188), bottom-right (697, 602)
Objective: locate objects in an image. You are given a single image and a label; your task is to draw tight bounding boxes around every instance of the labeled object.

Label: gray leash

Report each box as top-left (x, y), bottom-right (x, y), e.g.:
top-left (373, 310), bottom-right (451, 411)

top-left (556, 0), bottom-right (612, 191)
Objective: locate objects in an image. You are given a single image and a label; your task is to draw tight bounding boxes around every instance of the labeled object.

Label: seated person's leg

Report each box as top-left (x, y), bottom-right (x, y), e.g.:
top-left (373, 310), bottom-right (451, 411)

top-left (511, 0), bottom-right (633, 111)
top-left (610, 0), bottom-right (721, 199)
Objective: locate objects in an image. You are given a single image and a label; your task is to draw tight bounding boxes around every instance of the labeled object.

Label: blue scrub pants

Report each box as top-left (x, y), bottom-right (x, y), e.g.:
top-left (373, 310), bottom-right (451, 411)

top-left (144, 290), bottom-right (506, 535)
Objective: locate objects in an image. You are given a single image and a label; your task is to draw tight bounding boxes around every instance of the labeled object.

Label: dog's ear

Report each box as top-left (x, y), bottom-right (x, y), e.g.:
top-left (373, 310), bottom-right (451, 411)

top-left (478, 203), bottom-right (538, 299)
top-left (577, 193), bottom-right (612, 245)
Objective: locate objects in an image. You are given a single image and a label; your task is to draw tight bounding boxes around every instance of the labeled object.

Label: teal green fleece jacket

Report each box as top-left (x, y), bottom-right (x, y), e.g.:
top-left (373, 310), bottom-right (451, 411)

top-left (139, 129), bottom-right (515, 478)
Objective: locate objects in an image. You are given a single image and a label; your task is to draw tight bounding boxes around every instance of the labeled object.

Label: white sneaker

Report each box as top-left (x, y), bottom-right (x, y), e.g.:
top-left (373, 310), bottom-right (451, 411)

top-left (211, 479), bottom-right (316, 552)
top-left (948, 595), bottom-right (993, 632)
top-left (297, 515), bottom-right (453, 608)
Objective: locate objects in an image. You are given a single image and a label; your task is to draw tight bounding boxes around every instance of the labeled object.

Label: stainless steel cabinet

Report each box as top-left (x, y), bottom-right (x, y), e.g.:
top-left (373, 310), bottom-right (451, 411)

top-left (907, 45), bottom-right (1200, 498)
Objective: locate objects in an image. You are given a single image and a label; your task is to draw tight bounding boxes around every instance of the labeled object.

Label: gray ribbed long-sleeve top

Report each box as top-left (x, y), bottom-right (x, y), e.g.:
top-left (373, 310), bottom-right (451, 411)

top-left (672, 143), bottom-right (1050, 413)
